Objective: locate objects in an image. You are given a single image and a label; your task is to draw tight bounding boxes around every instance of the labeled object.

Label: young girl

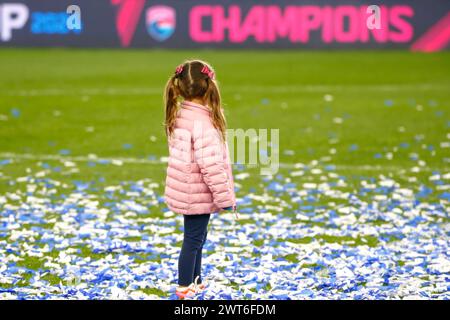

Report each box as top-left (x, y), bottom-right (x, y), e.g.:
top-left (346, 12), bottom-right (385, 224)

top-left (163, 60), bottom-right (236, 299)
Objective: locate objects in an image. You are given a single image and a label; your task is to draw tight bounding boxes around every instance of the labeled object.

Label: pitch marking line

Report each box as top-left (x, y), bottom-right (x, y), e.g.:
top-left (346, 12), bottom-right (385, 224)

top-left (0, 152), bottom-right (447, 172)
top-left (4, 83), bottom-right (449, 96)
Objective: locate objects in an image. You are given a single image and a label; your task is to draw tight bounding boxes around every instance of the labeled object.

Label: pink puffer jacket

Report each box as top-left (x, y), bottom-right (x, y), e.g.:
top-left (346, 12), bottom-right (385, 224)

top-left (164, 100), bottom-right (236, 215)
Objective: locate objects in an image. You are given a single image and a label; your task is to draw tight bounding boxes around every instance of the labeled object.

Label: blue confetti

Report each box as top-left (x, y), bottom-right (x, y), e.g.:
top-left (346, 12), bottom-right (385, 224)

top-left (11, 108), bottom-right (20, 118)
top-left (384, 99), bottom-right (394, 107)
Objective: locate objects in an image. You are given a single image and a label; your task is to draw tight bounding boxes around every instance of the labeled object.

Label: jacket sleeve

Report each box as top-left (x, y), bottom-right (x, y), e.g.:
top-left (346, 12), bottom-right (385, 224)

top-left (193, 126), bottom-right (235, 209)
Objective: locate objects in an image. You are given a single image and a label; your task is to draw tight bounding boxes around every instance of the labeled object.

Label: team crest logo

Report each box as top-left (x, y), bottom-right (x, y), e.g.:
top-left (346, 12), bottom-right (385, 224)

top-left (146, 5), bottom-right (175, 41)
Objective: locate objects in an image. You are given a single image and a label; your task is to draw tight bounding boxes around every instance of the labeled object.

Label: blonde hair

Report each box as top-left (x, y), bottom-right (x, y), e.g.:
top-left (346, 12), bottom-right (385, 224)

top-left (164, 60), bottom-right (227, 141)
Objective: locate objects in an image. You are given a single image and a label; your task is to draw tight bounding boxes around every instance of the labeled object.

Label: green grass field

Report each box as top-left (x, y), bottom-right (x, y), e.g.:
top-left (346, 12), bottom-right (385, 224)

top-left (0, 49), bottom-right (449, 299)
top-left (1, 50), bottom-right (449, 183)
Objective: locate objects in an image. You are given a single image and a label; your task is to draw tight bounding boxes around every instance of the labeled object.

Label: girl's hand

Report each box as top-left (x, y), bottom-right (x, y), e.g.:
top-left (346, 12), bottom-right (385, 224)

top-left (221, 206), bottom-right (239, 219)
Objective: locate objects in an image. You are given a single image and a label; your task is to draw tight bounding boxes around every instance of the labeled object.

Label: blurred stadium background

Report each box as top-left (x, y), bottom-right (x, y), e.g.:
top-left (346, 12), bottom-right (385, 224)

top-left (0, 0), bottom-right (448, 300)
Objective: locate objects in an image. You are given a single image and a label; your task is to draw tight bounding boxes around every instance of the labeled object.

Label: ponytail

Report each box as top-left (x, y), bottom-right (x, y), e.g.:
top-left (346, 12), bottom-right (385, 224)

top-left (164, 60), bottom-right (227, 141)
top-left (164, 75), bottom-right (179, 137)
top-left (205, 78), bottom-right (227, 141)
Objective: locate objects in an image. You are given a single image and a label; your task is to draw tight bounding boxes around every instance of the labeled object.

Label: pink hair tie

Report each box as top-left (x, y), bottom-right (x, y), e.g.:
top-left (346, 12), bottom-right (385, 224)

top-left (201, 65), bottom-right (215, 80)
top-left (175, 65), bottom-right (183, 76)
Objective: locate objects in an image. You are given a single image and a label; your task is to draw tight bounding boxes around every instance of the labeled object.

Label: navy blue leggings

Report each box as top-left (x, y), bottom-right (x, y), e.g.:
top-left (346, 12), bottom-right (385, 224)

top-left (178, 213), bottom-right (210, 286)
